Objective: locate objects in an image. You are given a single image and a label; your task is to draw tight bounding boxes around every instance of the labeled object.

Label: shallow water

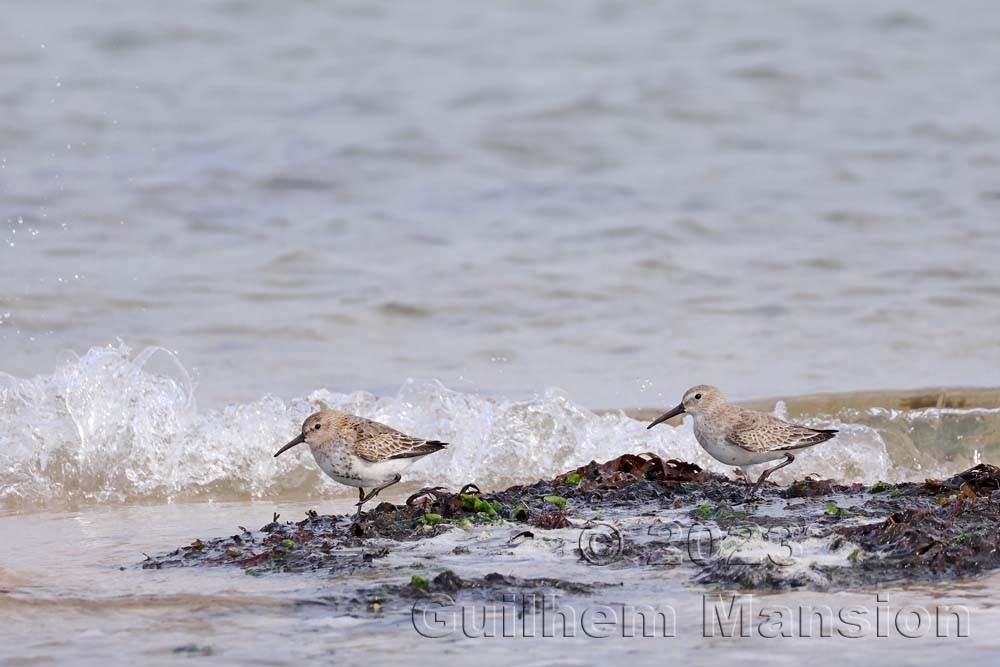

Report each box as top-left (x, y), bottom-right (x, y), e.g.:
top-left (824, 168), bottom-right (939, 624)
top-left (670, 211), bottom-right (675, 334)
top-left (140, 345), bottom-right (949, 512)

top-left (4, 498), bottom-right (1000, 666)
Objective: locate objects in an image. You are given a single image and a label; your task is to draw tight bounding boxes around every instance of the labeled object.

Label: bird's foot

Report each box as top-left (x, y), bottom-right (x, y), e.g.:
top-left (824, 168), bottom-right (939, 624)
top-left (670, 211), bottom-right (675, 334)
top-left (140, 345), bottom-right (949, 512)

top-left (356, 474), bottom-right (402, 506)
top-left (731, 468), bottom-right (757, 503)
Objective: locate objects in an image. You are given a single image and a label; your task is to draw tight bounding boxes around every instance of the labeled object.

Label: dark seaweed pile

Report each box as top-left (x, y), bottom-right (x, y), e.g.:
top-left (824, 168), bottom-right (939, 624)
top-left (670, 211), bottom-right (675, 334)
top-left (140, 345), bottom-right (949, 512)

top-left (143, 455), bottom-right (1000, 591)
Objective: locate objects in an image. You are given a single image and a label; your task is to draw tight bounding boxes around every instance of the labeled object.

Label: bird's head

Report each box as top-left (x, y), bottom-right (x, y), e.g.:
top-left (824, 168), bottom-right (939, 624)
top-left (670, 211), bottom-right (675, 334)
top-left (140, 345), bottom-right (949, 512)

top-left (273, 411), bottom-right (341, 457)
top-left (647, 384), bottom-right (725, 429)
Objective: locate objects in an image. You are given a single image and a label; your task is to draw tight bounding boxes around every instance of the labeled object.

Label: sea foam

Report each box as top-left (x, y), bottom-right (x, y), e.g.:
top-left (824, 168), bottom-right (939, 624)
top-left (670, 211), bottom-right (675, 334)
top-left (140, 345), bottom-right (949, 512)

top-left (0, 344), bottom-right (983, 507)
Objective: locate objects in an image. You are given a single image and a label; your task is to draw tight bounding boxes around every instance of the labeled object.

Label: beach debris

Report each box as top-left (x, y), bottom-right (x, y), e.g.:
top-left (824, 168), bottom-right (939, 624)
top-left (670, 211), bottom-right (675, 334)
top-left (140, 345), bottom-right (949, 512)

top-left (383, 569), bottom-right (598, 599)
top-left (141, 458), bottom-right (1000, 590)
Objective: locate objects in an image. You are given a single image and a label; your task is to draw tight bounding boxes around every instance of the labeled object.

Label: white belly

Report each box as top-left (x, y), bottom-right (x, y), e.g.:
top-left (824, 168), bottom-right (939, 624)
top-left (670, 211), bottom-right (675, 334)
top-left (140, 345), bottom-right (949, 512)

top-left (310, 445), bottom-right (415, 488)
top-left (694, 421), bottom-right (788, 466)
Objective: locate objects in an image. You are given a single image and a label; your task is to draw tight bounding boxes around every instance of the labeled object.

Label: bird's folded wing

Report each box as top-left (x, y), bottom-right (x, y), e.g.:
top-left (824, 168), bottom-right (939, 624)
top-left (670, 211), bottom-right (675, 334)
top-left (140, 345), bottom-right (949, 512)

top-left (725, 414), bottom-right (835, 452)
top-left (355, 433), bottom-right (447, 461)
top-left (343, 416), bottom-right (447, 462)
top-left (773, 427), bottom-right (837, 451)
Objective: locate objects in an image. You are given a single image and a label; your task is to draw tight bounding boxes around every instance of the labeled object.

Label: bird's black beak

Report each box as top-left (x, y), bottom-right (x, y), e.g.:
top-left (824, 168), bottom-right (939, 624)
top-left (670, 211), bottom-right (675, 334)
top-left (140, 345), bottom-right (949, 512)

top-left (274, 433), bottom-right (305, 458)
top-left (647, 403), bottom-right (685, 429)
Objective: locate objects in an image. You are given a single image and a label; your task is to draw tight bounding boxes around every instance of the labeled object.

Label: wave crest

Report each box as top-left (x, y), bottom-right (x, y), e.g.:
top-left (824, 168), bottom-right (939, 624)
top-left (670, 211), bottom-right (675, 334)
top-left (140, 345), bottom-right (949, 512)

top-left (0, 345), bottom-right (992, 507)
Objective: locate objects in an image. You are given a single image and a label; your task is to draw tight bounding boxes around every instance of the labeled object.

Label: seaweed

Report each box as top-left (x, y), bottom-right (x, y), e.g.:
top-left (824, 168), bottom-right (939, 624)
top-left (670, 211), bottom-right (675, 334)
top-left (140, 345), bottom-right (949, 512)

top-left (143, 457), bottom-right (1000, 591)
top-left (380, 569), bottom-right (599, 599)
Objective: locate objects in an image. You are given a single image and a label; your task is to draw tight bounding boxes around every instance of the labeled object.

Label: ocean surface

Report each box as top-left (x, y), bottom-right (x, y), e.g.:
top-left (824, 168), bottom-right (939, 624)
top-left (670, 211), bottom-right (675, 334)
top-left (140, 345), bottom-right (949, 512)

top-left (3, 0), bottom-right (1000, 411)
top-left (2, 1), bottom-right (1000, 664)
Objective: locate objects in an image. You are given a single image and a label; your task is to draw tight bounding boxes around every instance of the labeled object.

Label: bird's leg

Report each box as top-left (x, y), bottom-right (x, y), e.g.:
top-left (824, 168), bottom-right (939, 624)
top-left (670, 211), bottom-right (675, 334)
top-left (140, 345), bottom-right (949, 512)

top-left (750, 454), bottom-right (795, 498)
top-left (357, 474), bottom-right (403, 506)
top-left (732, 467), bottom-right (753, 499)
top-left (354, 487), bottom-right (366, 522)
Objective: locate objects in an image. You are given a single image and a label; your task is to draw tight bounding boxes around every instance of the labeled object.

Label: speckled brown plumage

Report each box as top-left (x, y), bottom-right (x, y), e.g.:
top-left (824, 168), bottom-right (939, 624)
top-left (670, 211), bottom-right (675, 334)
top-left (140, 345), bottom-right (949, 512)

top-left (724, 412), bottom-right (837, 453)
top-left (273, 410), bottom-right (448, 519)
top-left (648, 384), bottom-right (838, 498)
top-left (334, 413), bottom-right (448, 462)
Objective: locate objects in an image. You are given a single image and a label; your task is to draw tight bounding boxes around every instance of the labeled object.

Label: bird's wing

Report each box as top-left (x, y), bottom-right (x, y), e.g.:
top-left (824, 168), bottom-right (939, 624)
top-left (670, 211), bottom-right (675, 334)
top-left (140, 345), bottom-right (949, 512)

top-left (725, 412), bottom-right (837, 453)
top-left (345, 416), bottom-right (448, 463)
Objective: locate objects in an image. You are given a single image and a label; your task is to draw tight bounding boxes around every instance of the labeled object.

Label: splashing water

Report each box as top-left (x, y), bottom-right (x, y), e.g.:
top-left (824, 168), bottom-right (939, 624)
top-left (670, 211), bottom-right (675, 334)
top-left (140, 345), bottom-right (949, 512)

top-left (0, 345), bottom-right (993, 508)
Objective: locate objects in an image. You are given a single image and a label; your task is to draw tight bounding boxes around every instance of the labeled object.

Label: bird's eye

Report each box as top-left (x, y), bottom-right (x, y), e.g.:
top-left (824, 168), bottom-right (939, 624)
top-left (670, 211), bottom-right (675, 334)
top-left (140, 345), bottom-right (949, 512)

top-left (314, 423), bottom-right (322, 430)
top-left (694, 393), bottom-right (702, 400)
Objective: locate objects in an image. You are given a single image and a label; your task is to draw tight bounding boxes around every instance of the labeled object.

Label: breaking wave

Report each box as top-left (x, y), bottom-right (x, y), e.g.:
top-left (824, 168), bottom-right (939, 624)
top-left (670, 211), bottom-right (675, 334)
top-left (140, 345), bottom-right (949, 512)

top-left (0, 345), bottom-right (996, 508)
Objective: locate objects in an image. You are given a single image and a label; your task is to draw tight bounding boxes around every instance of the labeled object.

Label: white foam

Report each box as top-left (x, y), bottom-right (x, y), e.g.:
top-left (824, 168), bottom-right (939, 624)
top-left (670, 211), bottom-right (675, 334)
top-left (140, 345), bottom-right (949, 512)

top-left (0, 344), bottom-right (976, 507)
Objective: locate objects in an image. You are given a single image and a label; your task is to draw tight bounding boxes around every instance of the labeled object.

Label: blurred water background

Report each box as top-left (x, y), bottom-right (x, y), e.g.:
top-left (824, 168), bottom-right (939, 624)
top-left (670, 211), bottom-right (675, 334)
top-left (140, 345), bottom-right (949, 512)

top-left (2, 0), bottom-right (999, 411)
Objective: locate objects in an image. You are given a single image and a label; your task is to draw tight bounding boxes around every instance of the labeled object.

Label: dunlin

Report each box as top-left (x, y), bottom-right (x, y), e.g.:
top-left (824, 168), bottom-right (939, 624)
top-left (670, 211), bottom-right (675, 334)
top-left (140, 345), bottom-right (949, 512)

top-left (647, 385), bottom-right (837, 497)
top-left (274, 410), bottom-right (447, 519)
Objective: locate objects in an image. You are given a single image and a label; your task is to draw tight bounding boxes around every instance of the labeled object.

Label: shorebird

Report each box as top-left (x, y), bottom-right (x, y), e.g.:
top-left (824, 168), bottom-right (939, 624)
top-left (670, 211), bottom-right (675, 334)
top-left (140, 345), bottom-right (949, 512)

top-left (647, 385), bottom-right (837, 498)
top-left (274, 410), bottom-right (447, 519)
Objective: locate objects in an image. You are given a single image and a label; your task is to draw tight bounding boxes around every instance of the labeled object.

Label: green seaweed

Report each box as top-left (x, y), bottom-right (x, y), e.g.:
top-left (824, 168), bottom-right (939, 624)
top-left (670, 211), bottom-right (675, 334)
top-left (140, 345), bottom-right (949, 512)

top-left (173, 644), bottom-right (214, 656)
top-left (825, 502), bottom-right (855, 517)
top-left (870, 481), bottom-right (892, 493)
top-left (417, 513), bottom-right (446, 526)
top-left (410, 575), bottom-right (430, 591)
top-left (459, 494), bottom-right (498, 515)
top-left (542, 495), bottom-right (568, 509)
top-left (693, 502), bottom-right (747, 527)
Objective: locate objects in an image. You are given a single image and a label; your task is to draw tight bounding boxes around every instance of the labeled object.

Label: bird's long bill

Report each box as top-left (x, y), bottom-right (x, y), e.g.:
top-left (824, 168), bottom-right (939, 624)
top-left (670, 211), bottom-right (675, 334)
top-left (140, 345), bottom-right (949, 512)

top-left (647, 403), bottom-right (685, 429)
top-left (273, 433), bottom-right (305, 458)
